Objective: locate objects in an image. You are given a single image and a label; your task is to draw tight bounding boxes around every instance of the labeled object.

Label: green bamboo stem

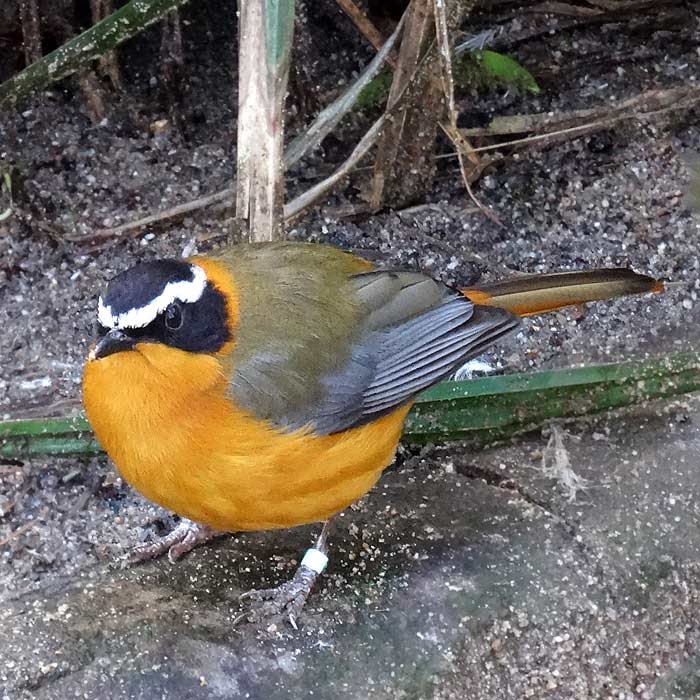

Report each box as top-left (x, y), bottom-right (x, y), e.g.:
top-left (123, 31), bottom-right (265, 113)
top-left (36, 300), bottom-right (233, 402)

top-left (2, 353), bottom-right (699, 458)
top-left (0, 0), bottom-right (192, 109)
top-left (406, 351), bottom-right (700, 443)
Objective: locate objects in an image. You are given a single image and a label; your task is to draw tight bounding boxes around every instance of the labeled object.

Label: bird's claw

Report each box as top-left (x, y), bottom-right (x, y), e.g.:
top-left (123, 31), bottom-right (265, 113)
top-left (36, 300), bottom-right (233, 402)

top-left (124, 518), bottom-right (219, 567)
top-left (234, 565), bottom-right (318, 629)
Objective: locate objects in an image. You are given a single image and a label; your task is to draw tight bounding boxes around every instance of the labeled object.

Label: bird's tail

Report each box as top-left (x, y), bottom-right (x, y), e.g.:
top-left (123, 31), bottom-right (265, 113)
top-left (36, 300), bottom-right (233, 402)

top-left (462, 269), bottom-right (664, 317)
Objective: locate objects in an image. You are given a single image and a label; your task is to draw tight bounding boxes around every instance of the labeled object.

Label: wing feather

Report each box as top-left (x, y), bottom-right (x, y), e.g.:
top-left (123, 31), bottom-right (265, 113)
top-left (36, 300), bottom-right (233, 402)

top-left (223, 244), bottom-right (519, 436)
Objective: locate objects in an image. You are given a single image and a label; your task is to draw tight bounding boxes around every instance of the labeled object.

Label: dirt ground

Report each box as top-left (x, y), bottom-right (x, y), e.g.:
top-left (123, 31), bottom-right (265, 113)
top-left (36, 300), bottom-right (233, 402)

top-left (0, 2), bottom-right (699, 698)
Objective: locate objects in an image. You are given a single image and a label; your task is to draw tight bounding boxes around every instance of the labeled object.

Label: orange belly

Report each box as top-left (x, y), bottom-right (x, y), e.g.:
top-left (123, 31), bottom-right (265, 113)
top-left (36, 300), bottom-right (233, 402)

top-left (83, 343), bottom-right (409, 531)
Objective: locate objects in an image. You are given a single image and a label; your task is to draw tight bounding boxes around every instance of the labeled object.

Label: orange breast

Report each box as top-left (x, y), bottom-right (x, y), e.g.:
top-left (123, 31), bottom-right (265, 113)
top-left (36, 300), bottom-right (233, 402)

top-left (82, 343), bottom-right (409, 531)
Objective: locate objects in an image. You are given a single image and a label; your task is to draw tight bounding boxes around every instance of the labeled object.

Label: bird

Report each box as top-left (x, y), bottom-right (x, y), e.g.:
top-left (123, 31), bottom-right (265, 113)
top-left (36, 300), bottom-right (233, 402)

top-left (82, 241), bottom-right (663, 625)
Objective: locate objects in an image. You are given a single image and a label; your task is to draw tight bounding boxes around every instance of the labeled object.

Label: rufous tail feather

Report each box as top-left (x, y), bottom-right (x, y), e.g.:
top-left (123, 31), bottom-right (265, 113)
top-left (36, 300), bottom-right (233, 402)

top-left (462, 269), bottom-right (664, 317)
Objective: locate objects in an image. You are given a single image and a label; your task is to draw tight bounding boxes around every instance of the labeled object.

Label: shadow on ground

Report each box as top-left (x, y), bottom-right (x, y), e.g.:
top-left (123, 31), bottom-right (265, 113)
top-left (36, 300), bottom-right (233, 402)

top-left (2, 396), bottom-right (699, 699)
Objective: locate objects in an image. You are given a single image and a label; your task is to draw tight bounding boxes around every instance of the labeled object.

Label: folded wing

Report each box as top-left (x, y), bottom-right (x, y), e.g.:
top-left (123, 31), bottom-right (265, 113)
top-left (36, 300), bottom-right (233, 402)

top-left (224, 244), bottom-right (518, 436)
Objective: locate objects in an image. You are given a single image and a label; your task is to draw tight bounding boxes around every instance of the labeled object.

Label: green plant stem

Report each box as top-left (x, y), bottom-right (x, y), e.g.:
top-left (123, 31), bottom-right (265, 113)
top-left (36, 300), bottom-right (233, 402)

top-left (0, 0), bottom-right (192, 109)
top-left (2, 353), bottom-right (699, 458)
top-left (406, 352), bottom-right (700, 444)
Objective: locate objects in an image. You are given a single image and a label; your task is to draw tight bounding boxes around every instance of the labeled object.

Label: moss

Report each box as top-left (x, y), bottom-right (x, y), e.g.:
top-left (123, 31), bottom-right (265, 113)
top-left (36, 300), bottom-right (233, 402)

top-left (354, 51), bottom-right (540, 113)
top-left (356, 67), bottom-right (394, 111)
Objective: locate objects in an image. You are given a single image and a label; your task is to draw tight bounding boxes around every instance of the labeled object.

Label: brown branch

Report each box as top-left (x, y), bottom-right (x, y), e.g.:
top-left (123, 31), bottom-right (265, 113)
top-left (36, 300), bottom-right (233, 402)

top-left (85, 84), bottom-right (699, 245)
top-left (441, 122), bottom-right (501, 226)
top-left (369, 0), bottom-right (440, 210)
top-left (74, 188), bottom-right (233, 244)
top-left (284, 15), bottom-right (405, 168)
top-left (284, 115), bottom-right (387, 222)
top-left (465, 86), bottom-right (700, 154)
top-left (160, 9), bottom-right (184, 91)
top-left (91, 0), bottom-right (122, 89)
top-left (335, 0), bottom-right (398, 67)
top-left (78, 71), bottom-right (108, 123)
top-left (369, 0), bottom-right (478, 210)
top-left (527, 1), bottom-right (602, 16)
top-left (433, 0), bottom-right (493, 222)
top-left (433, 0), bottom-right (455, 117)
top-left (285, 7), bottom-right (432, 223)
top-left (434, 0), bottom-right (495, 223)
top-left (19, 0), bottom-right (42, 66)
top-left (85, 14), bottom-right (408, 244)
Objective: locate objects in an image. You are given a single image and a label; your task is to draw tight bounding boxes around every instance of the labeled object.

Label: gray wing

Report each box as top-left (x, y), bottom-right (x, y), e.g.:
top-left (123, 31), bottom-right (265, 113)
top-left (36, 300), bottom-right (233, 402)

top-left (272, 270), bottom-right (519, 435)
top-left (223, 244), bottom-right (518, 435)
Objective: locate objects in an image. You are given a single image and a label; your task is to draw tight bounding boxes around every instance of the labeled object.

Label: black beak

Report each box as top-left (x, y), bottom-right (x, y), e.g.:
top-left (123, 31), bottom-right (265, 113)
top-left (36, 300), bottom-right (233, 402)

top-left (93, 329), bottom-right (135, 360)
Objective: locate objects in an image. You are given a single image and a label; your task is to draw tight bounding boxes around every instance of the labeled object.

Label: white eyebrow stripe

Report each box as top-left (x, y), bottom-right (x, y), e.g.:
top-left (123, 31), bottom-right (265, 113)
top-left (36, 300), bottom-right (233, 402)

top-left (98, 264), bottom-right (207, 329)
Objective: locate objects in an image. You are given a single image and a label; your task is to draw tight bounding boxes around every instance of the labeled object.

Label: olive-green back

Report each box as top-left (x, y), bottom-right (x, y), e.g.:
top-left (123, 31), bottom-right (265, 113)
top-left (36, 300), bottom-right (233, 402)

top-left (216, 242), bottom-right (517, 435)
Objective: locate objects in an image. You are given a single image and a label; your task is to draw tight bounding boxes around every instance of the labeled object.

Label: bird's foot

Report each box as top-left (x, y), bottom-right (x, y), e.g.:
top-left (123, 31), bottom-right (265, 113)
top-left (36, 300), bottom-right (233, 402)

top-left (235, 547), bottom-right (328, 629)
top-left (125, 518), bottom-right (220, 566)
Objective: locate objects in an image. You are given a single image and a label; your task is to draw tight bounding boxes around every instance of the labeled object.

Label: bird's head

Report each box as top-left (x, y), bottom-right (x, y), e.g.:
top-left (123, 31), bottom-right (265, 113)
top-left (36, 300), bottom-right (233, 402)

top-left (86, 258), bottom-right (238, 382)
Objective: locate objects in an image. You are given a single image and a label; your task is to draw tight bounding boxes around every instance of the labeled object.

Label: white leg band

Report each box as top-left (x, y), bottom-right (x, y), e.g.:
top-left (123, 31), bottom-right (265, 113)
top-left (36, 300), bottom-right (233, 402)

top-left (300, 548), bottom-right (328, 575)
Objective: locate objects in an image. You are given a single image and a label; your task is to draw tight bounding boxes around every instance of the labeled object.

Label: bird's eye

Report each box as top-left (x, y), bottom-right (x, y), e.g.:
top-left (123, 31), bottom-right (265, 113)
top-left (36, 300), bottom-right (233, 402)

top-left (165, 303), bottom-right (183, 330)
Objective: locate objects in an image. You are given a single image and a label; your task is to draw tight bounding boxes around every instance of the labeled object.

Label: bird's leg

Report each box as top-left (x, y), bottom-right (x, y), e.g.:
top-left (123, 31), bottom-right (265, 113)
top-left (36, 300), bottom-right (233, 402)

top-left (126, 517), bottom-right (222, 566)
top-left (236, 519), bottom-right (334, 629)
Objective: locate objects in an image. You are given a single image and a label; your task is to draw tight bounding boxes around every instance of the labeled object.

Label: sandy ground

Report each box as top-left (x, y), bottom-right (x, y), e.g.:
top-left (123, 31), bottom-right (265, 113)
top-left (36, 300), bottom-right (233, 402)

top-left (2, 398), bottom-right (700, 699)
top-left (0, 2), bottom-right (699, 698)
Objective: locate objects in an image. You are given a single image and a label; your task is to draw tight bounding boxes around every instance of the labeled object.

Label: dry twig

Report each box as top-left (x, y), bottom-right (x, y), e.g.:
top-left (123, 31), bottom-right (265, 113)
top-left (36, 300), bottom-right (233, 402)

top-left (441, 122), bottom-right (502, 225)
top-left (528, 1), bottom-right (602, 16)
top-left (369, 0), bottom-right (480, 210)
top-left (369, 0), bottom-right (444, 210)
top-left (69, 188), bottom-right (233, 245)
top-left (78, 71), bottom-right (108, 123)
top-left (464, 86), bottom-right (700, 154)
top-left (285, 15), bottom-right (405, 168)
top-left (18, 0), bottom-right (42, 66)
top-left (89, 14), bottom-right (407, 243)
top-left (91, 0), bottom-right (122, 89)
top-left (234, 0), bottom-right (295, 242)
top-left (432, 0), bottom-right (499, 223)
top-left (335, 0), bottom-right (397, 66)
top-left (285, 115), bottom-right (387, 222)
top-left (89, 85), bottom-right (699, 244)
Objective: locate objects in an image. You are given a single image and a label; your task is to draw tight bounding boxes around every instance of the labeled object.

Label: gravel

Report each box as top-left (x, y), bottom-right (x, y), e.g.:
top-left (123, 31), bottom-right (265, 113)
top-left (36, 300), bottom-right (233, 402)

top-left (0, 5), bottom-right (698, 695)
